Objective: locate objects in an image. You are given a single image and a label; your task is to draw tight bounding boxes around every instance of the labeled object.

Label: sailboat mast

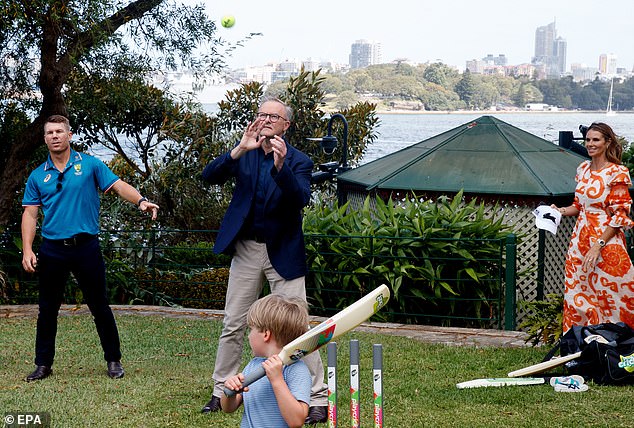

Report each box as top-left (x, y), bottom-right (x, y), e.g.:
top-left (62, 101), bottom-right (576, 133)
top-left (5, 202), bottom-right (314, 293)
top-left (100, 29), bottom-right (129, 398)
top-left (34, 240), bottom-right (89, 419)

top-left (606, 78), bottom-right (616, 116)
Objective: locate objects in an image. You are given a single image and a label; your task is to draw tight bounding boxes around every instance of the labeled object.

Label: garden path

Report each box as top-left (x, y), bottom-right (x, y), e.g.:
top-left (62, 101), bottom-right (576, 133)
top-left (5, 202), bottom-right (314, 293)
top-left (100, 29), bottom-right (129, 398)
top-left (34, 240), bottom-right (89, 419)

top-left (1, 304), bottom-right (531, 348)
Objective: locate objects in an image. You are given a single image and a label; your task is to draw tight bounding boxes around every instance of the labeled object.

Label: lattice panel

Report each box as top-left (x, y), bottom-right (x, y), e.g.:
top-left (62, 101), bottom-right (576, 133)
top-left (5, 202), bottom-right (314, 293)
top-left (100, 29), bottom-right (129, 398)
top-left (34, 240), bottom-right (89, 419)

top-left (495, 205), bottom-right (537, 297)
top-left (544, 217), bottom-right (575, 296)
top-left (347, 190), bottom-right (377, 212)
top-left (345, 191), bottom-right (572, 327)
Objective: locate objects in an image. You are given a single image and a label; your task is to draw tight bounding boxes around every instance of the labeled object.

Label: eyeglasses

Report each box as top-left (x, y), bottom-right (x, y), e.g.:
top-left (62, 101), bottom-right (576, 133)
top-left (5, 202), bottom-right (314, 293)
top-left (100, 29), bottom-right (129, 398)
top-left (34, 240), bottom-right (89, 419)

top-left (256, 112), bottom-right (287, 123)
top-left (56, 172), bottom-right (64, 192)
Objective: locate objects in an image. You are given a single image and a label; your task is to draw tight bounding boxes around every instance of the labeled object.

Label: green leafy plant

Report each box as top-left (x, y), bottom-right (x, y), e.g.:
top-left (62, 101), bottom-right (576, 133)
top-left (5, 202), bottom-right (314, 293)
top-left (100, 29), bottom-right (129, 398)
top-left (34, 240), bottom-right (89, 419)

top-left (303, 192), bottom-right (513, 327)
top-left (142, 267), bottom-right (229, 309)
top-left (100, 232), bottom-right (231, 308)
top-left (518, 293), bottom-right (564, 346)
top-left (0, 268), bottom-right (8, 303)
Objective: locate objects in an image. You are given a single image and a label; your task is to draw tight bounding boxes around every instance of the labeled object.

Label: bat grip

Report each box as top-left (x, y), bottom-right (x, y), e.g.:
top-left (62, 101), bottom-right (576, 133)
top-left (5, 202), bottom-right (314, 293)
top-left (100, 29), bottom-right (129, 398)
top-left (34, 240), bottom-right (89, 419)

top-left (223, 364), bottom-right (266, 397)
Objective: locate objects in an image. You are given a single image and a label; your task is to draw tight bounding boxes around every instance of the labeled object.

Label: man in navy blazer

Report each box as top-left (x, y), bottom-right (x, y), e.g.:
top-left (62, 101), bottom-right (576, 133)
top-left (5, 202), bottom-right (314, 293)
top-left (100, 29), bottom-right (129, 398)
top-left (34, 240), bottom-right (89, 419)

top-left (201, 97), bottom-right (328, 424)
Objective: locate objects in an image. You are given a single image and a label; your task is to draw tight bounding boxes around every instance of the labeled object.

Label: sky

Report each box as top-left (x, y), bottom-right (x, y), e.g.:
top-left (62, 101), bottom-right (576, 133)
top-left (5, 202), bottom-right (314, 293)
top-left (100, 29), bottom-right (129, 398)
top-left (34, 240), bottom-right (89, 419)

top-left (194, 0), bottom-right (634, 72)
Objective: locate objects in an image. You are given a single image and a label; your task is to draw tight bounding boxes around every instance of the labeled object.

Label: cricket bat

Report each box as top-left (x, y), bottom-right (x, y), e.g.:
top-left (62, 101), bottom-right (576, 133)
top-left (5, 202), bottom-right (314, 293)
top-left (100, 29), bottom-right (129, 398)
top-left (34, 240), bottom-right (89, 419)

top-left (508, 333), bottom-right (608, 378)
top-left (507, 352), bottom-right (581, 377)
top-left (457, 377), bottom-right (547, 389)
top-left (224, 284), bottom-right (391, 397)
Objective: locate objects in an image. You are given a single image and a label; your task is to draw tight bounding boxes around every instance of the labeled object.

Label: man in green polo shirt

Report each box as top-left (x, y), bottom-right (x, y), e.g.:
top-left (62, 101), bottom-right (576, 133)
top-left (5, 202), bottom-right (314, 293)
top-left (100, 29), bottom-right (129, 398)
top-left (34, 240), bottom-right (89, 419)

top-left (21, 114), bottom-right (159, 381)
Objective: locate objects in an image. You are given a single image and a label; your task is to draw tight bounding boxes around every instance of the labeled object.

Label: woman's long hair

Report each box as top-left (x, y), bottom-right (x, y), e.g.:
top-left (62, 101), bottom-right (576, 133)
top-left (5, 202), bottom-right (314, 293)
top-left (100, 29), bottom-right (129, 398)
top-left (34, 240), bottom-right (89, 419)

top-left (587, 122), bottom-right (622, 164)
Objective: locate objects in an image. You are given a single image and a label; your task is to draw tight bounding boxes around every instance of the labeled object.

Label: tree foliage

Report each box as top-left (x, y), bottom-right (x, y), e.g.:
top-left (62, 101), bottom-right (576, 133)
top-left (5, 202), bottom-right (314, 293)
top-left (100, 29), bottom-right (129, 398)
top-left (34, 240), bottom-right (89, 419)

top-left (216, 68), bottom-right (379, 171)
top-left (455, 69), bottom-right (477, 109)
top-left (98, 69), bottom-right (381, 232)
top-left (422, 62), bottom-right (460, 87)
top-left (318, 63), bottom-right (634, 113)
top-left (66, 70), bottom-right (177, 179)
top-left (303, 193), bottom-right (513, 326)
top-left (0, 0), bottom-right (230, 229)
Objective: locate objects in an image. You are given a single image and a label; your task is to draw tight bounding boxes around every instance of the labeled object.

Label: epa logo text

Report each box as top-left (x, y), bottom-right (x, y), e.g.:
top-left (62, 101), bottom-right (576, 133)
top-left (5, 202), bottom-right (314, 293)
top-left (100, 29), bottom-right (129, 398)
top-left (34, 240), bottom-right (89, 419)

top-left (4, 412), bottom-right (51, 427)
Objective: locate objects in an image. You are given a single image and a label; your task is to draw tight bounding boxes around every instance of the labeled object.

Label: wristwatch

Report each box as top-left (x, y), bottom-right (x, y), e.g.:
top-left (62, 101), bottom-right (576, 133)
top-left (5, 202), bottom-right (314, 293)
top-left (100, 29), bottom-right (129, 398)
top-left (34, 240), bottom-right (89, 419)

top-left (137, 197), bottom-right (148, 207)
top-left (597, 239), bottom-right (606, 248)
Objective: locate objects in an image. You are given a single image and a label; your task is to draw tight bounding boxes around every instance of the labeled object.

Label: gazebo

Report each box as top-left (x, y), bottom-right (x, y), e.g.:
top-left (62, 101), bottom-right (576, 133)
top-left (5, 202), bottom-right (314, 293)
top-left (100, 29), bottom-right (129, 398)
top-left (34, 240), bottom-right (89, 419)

top-left (337, 115), bottom-right (588, 321)
top-left (339, 115), bottom-right (586, 204)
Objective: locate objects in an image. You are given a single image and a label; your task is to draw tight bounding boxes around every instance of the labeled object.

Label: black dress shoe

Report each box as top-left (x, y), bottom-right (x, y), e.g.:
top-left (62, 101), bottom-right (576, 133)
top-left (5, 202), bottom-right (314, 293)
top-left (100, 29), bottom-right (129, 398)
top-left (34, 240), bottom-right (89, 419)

top-left (305, 405), bottom-right (327, 425)
top-left (25, 365), bottom-right (52, 382)
top-left (107, 361), bottom-right (124, 379)
top-left (201, 395), bottom-right (221, 413)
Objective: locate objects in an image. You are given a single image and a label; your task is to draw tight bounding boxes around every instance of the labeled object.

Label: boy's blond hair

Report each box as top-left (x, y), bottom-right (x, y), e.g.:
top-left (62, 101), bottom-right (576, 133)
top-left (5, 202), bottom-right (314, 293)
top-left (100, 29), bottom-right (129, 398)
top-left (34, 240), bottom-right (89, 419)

top-left (247, 294), bottom-right (309, 346)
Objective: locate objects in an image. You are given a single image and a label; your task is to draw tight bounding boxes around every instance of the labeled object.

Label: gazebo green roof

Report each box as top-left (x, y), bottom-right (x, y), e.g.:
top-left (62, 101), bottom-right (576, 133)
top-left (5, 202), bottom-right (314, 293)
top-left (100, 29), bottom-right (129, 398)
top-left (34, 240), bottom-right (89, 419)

top-left (339, 115), bottom-right (588, 197)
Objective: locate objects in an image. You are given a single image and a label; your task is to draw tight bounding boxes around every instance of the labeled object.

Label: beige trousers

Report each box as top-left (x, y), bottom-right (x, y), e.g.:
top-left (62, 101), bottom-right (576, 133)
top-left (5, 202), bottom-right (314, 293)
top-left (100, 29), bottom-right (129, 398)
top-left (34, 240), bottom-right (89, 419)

top-left (211, 239), bottom-right (328, 406)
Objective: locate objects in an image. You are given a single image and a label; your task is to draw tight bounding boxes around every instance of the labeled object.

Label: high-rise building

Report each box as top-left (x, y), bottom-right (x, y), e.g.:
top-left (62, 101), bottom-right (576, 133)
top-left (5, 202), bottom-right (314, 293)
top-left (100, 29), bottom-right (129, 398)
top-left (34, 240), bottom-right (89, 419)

top-left (552, 37), bottom-right (567, 76)
top-left (599, 53), bottom-right (618, 75)
top-left (465, 59), bottom-right (485, 73)
top-left (482, 54), bottom-right (508, 66)
top-left (349, 40), bottom-right (382, 69)
top-left (533, 22), bottom-right (555, 64)
top-left (570, 63), bottom-right (599, 82)
top-left (532, 21), bottom-right (566, 77)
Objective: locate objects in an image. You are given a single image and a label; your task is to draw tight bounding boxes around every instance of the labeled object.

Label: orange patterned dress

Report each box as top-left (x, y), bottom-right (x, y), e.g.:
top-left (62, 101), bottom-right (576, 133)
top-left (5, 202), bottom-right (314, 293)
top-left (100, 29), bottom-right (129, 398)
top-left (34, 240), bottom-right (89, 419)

top-left (563, 161), bottom-right (634, 332)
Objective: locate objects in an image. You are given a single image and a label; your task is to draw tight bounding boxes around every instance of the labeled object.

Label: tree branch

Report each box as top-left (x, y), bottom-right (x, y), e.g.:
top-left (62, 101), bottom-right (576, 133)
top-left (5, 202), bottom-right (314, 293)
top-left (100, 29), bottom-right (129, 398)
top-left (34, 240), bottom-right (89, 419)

top-left (62, 0), bottom-right (163, 70)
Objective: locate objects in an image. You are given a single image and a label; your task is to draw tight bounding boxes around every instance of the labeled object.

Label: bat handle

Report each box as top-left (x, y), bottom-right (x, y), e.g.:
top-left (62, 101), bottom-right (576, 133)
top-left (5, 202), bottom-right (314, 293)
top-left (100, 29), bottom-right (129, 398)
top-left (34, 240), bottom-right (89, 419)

top-left (223, 365), bottom-right (266, 397)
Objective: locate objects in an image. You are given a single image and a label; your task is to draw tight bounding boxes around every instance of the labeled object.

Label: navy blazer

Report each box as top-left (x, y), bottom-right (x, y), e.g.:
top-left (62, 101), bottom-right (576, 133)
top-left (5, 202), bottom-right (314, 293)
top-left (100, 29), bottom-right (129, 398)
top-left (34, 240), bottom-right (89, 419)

top-left (202, 141), bottom-right (314, 280)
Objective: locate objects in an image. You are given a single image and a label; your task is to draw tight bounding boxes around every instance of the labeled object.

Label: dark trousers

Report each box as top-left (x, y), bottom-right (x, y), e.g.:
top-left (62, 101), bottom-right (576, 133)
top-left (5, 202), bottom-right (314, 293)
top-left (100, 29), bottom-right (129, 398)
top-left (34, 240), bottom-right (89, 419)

top-left (34, 237), bottom-right (121, 366)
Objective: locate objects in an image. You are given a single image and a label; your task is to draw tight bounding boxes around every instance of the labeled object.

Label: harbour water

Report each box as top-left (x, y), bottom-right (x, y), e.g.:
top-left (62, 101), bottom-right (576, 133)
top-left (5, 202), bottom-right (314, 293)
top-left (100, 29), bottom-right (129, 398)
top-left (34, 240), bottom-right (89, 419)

top-left (201, 100), bottom-right (633, 165)
top-left (364, 111), bottom-right (634, 164)
top-left (91, 102), bottom-right (633, 167)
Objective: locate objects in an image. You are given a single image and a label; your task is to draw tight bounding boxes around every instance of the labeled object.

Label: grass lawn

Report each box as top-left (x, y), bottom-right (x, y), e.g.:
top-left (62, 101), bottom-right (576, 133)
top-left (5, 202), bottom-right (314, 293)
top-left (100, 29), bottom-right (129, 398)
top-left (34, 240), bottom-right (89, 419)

top-left (1, 313), bottom-right (633, 427)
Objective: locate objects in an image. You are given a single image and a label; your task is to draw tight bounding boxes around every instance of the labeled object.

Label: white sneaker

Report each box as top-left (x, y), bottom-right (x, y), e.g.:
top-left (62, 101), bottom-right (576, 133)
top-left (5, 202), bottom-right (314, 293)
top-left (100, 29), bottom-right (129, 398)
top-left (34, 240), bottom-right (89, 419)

top-left (549, 375), bottom-right (585, 387)
top-left (554, 383), bottom-right (589, 392)
top-left (551, 375), bottom-right (588, 392)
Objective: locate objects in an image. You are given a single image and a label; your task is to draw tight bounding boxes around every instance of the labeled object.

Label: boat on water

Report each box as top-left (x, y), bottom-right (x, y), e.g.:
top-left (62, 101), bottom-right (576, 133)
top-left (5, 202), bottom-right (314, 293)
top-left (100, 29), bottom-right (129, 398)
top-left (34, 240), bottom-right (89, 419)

top-left (606, 78), bottom-right (616, 116)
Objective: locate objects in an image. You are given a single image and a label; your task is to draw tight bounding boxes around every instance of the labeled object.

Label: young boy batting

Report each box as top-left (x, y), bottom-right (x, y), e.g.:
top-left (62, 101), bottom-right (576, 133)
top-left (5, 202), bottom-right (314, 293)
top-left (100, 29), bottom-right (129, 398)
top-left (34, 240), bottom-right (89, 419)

top-left (221, 294), bottom-right (312, 428)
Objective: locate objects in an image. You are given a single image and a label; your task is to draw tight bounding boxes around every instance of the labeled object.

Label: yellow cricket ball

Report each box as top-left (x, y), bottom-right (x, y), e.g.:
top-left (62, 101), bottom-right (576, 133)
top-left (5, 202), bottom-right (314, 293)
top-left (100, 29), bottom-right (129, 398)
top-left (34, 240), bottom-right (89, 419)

top-left (221, 15), bottom-right (235, 28)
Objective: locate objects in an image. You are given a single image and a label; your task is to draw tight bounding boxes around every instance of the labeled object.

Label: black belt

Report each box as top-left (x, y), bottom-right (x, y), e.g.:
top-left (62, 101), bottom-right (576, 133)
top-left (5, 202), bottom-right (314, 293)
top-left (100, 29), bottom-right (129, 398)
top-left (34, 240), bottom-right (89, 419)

top-left (45, 233), bottom-right (98, 247)
top-left (241, 233), bottom-right (266, 243)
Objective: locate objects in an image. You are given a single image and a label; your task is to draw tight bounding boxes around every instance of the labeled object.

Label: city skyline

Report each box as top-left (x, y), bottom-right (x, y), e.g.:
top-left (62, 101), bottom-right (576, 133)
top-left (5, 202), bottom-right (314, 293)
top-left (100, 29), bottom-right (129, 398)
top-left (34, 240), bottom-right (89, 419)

top-left (197, 0), bottom-right (633, 72)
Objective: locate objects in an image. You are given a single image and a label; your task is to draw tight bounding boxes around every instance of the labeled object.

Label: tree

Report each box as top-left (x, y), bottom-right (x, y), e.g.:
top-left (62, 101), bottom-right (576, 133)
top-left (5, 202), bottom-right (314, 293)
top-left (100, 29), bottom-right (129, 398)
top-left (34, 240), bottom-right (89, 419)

top-left (213, 71), bottom-right (379, 202)
top-left (471, 79), bottom-right (499, 110)
top-left (455, 70), bottom-right (477, 109)
top-left (535, 77), bottom-right (576, 108)
top-left (514, 82), bottom-right (543, 106)
top-left (513, 83), bottom-right (529, 107)
top-left (334, 90), bottom-right (360, 110)
top-left (376, 75), bottom-right (422, 100)
top-left (320, 73), bottom-right (347, 95)
top-left (104, 100), bottom-right (226, 232)
top-left (422, 62), bottom-right (459, 88)
top-left (0, 0), bottom-right (227, 229)
top-left (617, 78), bottom-right (634, 110)
top-left (65, 70), bottom-right (177, 180)
top-left (418, 82), bottom-right (463, 111)
top-left (573, 85), bottom-right (604, 110)
top-left (349, 70), bottom-right (373, 93)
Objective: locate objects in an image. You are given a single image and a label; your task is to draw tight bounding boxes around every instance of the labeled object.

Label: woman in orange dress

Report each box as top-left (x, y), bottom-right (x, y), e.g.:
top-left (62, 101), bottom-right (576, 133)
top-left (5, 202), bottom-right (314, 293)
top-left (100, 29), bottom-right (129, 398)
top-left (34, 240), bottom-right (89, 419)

top-left (552, 122), bottom-right (634, 332)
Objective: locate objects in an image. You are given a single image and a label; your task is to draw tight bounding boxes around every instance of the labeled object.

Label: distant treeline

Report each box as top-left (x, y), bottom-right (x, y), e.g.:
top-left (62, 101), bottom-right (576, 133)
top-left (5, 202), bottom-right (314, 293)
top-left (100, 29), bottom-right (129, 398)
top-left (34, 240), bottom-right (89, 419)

top-left (267, 63), bottom-right (634, 112)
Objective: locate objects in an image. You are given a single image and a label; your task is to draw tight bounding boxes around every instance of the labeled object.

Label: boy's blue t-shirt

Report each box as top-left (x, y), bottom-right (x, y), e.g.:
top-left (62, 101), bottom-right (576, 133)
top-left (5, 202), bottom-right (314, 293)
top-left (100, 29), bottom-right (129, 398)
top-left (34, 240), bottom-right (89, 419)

top-left (22, 150), bottom-right (119, 239)
top-left (240, 357), bottom-right (311, 428)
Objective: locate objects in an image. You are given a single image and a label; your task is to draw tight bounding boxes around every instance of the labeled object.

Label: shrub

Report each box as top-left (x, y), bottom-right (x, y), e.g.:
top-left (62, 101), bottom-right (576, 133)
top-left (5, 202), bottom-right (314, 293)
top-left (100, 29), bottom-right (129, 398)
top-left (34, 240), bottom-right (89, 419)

top-left (102, 234), bottom-right (231, 309)
top-left (303, 192), bottom-right (514, 327)
top-left (518, 294), bottom-right (563, 346)
top-left (129, 267), bottom-right (229, 309)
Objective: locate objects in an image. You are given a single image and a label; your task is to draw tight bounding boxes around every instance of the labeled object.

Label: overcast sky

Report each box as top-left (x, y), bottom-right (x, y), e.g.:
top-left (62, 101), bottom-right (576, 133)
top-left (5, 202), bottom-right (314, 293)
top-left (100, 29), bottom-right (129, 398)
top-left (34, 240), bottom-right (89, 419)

top-left (197, 0), bottom-right (633, 72)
